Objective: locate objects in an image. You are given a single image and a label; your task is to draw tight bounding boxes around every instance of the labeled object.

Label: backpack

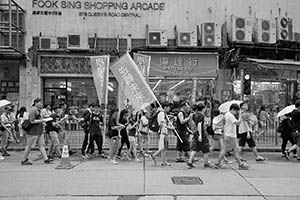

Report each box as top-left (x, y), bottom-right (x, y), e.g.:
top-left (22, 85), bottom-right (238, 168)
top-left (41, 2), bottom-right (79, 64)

top-left (148, 111), bottom-right (161, 133)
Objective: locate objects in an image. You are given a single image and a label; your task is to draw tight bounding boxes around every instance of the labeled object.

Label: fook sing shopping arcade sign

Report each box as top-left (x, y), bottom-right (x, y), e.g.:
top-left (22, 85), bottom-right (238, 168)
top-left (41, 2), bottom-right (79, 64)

top-left (32, 0), bottom-right (165, 17)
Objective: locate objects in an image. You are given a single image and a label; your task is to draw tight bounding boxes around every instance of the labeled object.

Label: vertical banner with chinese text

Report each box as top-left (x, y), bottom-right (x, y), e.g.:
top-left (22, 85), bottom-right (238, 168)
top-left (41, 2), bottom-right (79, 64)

top-left (133, 53), bottom-right (151, 81)
top-left (90, 55), bottom-right (110, 105)
top-left (110, 53), bottom-right (157, 111)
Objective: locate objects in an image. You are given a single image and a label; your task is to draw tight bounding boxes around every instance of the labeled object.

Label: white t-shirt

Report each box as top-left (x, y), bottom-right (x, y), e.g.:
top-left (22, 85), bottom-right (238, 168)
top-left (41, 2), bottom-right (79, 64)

top-left (238, 111), bottom-right (250, 134)
top-left (157, 111), bottom-right (167, 134)
top-left (223, 112), bottom-right (238, 138)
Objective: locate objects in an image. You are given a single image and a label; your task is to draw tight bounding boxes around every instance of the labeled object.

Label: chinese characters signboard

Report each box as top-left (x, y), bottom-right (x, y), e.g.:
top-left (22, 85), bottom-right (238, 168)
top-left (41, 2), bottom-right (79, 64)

top-left (140, 52), bottom-right (218, 77)
top-left (133, 53), bottom-right (151, 80)
top-left (110, 53), bottom-right (157, 110)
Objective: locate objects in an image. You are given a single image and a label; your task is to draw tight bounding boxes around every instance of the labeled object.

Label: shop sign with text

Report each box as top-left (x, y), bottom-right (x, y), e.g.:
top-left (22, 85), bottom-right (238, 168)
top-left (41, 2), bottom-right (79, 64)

top-left (141, 52), bottom-right (218, 78)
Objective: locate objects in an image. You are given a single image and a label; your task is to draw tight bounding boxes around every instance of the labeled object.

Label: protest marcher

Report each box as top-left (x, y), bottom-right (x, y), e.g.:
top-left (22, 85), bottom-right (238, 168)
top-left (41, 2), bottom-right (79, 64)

top-left (41, 104), bottom-right (53, 145)
top-left (214, 104), bottom-right (249, 170)
top-left (81, 103), bottom-right (95, 159)
top-left (284, 100), bottom-right (300, 160)
top-left (46, 105), bottom-right (62, 159)
top-left (1, 105), bottom-right (13, 156)
top-left (138, 110), bottom-right (150, 155)
top-left (175, 102), bottom-right (193, 162)
top-left (16, 106), bottom-right (28, 145)
top-left (117, 109), bottom-right (130, 159)
top-left (210, 110), bottom-right (231, 163)
top-left (126, 111), bottom-right (141, 162)
top-left (88, 105), bottom-right (105, 158)
top-left (108, 108), bottom-right (125, 164)
top-left (238, 102), bottom-right (267, 162)
top-left (150, 102), bottom-right (175, 166)
top-left (186, 103), bottom-right (215, 169)
top-left (277, 114), bottom-right (297, 158)
top-left (21, 98), bottom-right (54, 165)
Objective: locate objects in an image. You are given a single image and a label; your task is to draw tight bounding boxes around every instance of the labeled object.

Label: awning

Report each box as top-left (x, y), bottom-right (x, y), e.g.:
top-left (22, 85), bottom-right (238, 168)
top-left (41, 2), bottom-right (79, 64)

top-left (0, 46), bottom-right (25, 60)
top-left (240, 58), bottom-right (300, 81)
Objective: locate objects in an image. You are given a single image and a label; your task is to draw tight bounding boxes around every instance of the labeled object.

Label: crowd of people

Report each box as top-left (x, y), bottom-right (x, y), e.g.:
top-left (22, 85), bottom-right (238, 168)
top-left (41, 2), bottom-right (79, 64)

top-left (0, 97), bottom-right (299, 170)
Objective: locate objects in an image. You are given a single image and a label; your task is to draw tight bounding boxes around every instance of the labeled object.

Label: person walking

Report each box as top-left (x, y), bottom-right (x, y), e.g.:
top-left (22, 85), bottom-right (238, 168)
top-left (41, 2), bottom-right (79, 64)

top-left (117, 109), bottom-right (130, 159)
top-left (150, 102), bottom-right (175, 166)
top-left (214, 104), bottom-right (249, 170)
top-left (186, 103), bottom-right (215, 169)
top-left (0, 105), bottom-right (13, 156)
top-left (284, 100), bottom-right (300, 160)
top-left (277, 114), bottom-right (297, 158)
top-left (87, 105), bottom-right (105, 158)
top-left (238, 102), bottom-right (267, 162)
top-left (258, 105), bottom-right (273, 138)
top-left (81, 103), bottom-right (94, 159)
top-left (46, 105), bottom-right (62, 159)
top-left (21, 98), bottom-right (54, 165)
top-left (175, 102), bottom-right (193, 162)
top-left (126, 111), bottom-right (141, 162)
top-left (16, 106), bottom-right (28, 145)
top-left (107, 108), bottom-right (125, 164)
top-left (138, 110), bottom-right (150, 155)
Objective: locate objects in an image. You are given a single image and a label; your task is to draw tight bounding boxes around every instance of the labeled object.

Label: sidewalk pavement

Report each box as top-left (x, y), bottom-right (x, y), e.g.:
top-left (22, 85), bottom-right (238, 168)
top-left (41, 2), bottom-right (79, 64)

top-left (0, 150), bottom-right (299, 200)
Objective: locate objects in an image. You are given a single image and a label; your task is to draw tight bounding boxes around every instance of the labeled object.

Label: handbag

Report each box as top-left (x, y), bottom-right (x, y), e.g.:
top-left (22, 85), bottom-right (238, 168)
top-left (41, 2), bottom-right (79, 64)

top-left (21, 119), bottom-right (33, 132)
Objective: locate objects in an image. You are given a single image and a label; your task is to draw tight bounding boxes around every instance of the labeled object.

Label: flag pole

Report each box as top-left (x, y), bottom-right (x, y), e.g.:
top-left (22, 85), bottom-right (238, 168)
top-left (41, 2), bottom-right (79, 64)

top-left (103, 55), bottom-right (110, 140)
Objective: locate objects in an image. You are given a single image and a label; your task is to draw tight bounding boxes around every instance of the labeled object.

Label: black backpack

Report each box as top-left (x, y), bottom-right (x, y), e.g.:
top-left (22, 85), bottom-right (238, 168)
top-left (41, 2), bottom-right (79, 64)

top-left (148, 111), bottom-right (161, 133)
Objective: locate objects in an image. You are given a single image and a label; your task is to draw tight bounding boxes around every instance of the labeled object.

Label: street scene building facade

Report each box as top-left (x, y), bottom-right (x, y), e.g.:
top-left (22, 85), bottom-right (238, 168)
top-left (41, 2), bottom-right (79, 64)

top-left (1, 0), bottom-right (300, 119)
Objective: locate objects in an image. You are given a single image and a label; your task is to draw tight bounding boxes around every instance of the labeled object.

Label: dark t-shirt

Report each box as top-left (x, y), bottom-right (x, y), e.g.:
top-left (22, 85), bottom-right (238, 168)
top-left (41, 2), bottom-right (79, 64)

top-left (192, 112), bottom-right (205, 138)
top-left (119, 117), bottom-right (128, 136)
top-left (89, 112), bottom-right (103, 135)
top-left (127, 118), bottom-right (137, 137)
top-left (46, 113), bottom-right (61, 133)
top-left (291, 109), bottom-right (300, 132)
top-left (176, 111), bottom-right (188, 133)
top-left (108, 116), bottom-right (118, 138)
top-left (27, 107), bottom-right (43, 136)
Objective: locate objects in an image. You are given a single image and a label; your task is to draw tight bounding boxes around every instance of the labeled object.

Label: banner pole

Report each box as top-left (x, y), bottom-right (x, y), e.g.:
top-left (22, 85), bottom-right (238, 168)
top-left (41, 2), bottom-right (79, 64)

top-left (103, 56), bottom-right (110, 142)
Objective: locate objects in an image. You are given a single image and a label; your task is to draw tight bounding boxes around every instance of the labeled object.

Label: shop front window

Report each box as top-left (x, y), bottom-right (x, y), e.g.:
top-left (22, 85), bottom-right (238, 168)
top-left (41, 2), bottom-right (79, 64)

top-left (43, 78), bottom-right (118, 113)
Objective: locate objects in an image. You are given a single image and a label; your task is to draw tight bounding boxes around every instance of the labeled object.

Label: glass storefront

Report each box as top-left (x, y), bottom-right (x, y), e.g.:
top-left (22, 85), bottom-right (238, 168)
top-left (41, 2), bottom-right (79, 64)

top-left (43, 77), bottom-right (118, 111)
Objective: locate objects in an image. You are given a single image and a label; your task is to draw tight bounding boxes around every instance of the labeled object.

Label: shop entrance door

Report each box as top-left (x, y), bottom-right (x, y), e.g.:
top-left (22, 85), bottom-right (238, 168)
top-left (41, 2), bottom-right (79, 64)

top-left (43, 88), bottom-right (67, 106)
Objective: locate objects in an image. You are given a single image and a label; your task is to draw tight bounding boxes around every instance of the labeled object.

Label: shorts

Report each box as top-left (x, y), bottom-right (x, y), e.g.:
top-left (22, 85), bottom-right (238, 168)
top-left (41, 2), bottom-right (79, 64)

top-left (176, 131), bottom-right (190, 152)
top-left (191, 134), bottom-right (210, 153)
top-left (224, 136), bottom-right (238, 151)
top-left (158, 134), bottom-right (168, 150)
top-left (213, 134), bottom-right (223, 141)
top-left (128, 136), bottom-right (136, 142)
top-left (49, 131), bottom-right (60, 146)
top-left (238, 132), bottom-right (256, 148)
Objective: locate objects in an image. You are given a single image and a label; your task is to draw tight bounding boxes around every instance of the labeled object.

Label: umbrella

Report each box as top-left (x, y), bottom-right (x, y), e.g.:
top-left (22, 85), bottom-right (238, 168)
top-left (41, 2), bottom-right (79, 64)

top-left (218, 100), bottom-right (243, 113)
top-left (0, 100), bottom-right (11, 108)
top-left (277, 105), bottom-right (295, 118)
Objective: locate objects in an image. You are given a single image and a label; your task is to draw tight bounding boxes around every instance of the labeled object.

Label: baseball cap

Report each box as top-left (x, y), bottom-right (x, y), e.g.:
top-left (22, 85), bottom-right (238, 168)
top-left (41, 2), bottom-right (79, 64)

top-left (32, 98), bottom-right (42, 106)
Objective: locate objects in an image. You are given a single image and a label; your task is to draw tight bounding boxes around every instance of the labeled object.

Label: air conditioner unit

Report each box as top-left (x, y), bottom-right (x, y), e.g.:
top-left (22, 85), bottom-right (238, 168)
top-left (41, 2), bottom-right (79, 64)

top-left (230, 16), bottom-right (252, 42)
top-left (294, 32), bottom-right (300, 42)
top-left (201, 22), bottom-right (221, 47)
top-left (253, 19), bottom-right (276, 43)
top-left (67, 34), bottom-right (89, 49)
top-left (276, 16), bottom-right (293, 41)
top-left (177, 31), bottom-right (197, 47)
top-left (39, 37), bottom-right (58, 50)
top-left (147, 30), bottom-right (168, 47)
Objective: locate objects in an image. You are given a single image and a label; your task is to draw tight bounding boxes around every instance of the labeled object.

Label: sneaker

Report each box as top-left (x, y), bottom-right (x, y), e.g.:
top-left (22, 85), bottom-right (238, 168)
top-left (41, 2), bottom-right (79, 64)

top-left (111, 160), bottom-right (118, 165)
top-left (21, 159), bottom-right (32, 165)
top-left (240, 158), bottom-right (247, 162)
top-left (150, 155), bottom-right (157, 165)
top-left (281, 153), bottom-right (286, 158)
top-left (161, 162), bottom-right (171, 166)
top-left (256, 157), bottom-right (267, 162)
top-left (135, 158), bottom-right (141, 162)
top-left (116, 155), bottom-right (122, 160)
top-left (186, 162), bottom-right (195, 169)
top-left (175, 158), bottom-right (186, 163)
top-left (44, 158), bottom-right (54, 164)
top-left (224, 159), bottom-right (233, 164)
top-left (215, 163), bottom-right (226, 169)
top-left (283, 150), bottom-right (290, 160)
top-left (0, 156), bottom-right (4, 160)
top-left (69, 150), bottom-right (77, 156)
top-left (2, 152), bottom-right (10, 157)
top-left (293, 155), bottom-right (298, 158)
top-left (204, 163), bottom-right (216, 169)
top-left (238, 163), bottom-right (250, 170)
top-left (81, 154), bottom-right (88, 159)
top-left (98, 153), bottom-right (107, 158)
top-left (126, 156), bottom-right (132, 161)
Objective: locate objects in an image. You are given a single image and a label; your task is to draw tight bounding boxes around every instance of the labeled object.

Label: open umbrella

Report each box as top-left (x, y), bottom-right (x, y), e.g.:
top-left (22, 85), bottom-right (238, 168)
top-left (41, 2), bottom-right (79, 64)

top-left (0, 100), bottom-right (11, 108)
top-left (277, 105), bottom-right (295, 118)
top-left (218, 100), bottom-right (243, 113)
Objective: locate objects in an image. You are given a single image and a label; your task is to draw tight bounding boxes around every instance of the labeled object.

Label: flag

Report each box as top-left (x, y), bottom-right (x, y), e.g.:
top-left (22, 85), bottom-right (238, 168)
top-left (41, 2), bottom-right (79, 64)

top-left (90, 55), bottom-right (110, 105)
top-left (110, 53), bottom-right (157, 111)
top-left (133, 53), bottom-right (151, 80)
